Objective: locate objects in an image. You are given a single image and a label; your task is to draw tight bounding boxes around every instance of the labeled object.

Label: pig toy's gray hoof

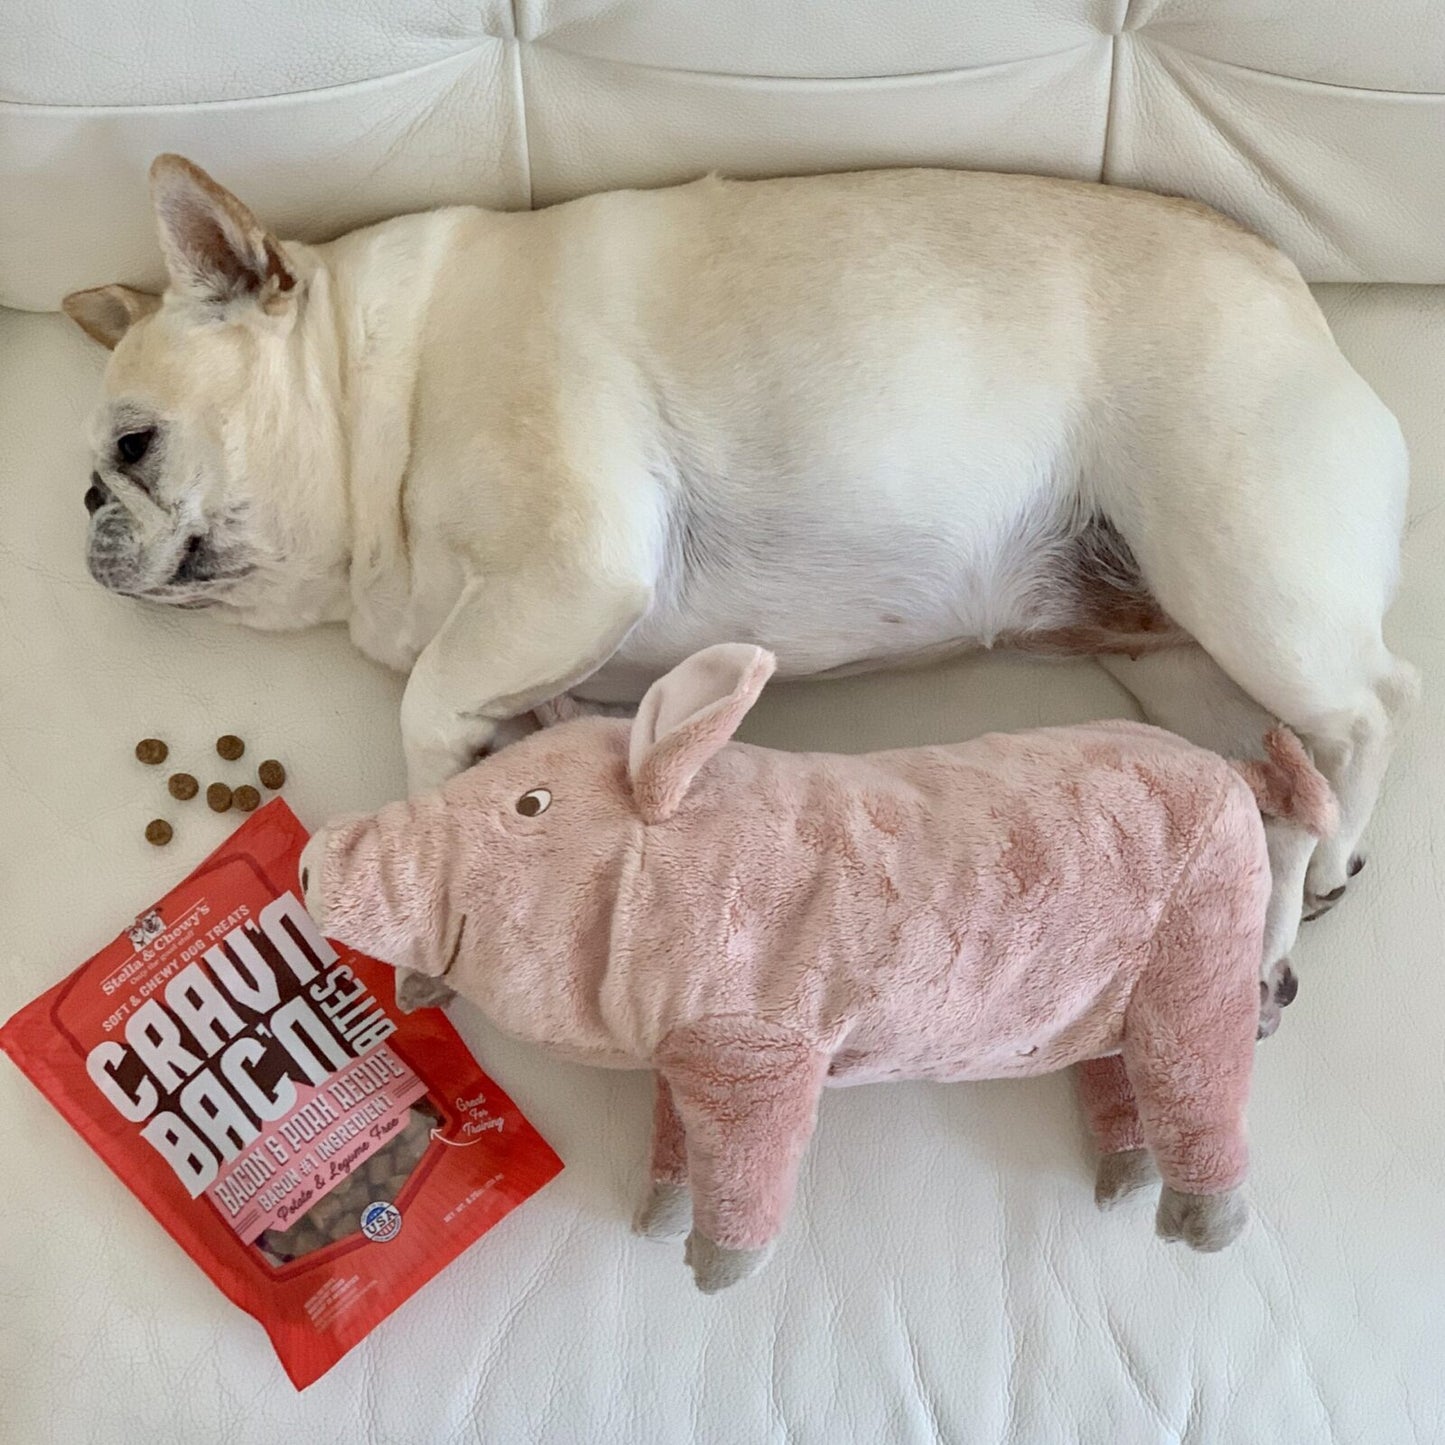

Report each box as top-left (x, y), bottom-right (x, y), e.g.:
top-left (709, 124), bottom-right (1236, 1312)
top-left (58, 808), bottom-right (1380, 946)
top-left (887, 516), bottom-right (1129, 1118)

top-left (684, 1231), bottom-right (772, 1293)
top-left (1156, 1186), bottom-right (1249, 1253)
top-left (1094, 1148), bottom-right (1158, 1210)
top-left (633, 1181), bottom-right (692, 1241)
top-left (395, 966), bottom-right (457, 1013)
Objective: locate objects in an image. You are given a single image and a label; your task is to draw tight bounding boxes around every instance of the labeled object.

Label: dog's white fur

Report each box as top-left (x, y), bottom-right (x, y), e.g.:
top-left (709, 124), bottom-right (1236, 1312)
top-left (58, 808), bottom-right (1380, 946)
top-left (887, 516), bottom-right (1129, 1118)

top-left (66, 157), bottom-right (1416, 973)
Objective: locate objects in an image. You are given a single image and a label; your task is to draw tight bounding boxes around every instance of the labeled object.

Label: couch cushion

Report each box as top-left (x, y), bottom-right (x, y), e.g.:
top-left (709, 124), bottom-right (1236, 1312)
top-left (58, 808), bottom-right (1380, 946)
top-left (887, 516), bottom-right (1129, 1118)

top-left (1, 284), bottom-right (1441, 1440)
top-left (3, 1), bottom-right (1444, 308)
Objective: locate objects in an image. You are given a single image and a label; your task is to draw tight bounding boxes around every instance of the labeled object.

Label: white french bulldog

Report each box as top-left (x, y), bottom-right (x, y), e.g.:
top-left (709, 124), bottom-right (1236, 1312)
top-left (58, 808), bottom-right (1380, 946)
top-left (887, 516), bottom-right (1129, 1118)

top-left (65, 156), bottom-right (1414, 982)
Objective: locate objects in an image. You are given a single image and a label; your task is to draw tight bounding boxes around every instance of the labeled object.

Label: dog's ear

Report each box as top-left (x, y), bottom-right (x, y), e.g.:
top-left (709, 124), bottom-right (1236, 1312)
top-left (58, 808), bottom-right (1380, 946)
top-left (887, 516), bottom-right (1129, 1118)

top-left (149, 154), bottom-right (299, 308)
top-left (61, 285), bottom-right (161, 350)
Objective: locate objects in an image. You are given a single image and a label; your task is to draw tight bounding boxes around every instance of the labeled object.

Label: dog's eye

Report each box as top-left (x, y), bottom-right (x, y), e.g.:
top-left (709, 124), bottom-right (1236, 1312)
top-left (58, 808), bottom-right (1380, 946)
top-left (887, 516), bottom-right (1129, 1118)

top-left (516, 788), bottom-right (552, 817)
top-left (117, 428), bottom-right (155, 466)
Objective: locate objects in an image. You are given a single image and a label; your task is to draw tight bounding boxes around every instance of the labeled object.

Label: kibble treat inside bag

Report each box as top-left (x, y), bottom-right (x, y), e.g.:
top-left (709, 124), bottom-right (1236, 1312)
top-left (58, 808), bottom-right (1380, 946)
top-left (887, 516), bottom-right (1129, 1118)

top-left (0, 802), bottom-right (562, 1390)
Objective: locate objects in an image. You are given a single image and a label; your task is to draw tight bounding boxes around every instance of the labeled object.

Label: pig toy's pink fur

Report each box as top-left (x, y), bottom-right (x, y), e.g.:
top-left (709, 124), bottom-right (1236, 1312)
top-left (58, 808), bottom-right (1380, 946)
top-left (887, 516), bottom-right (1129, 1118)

top-left (305, 645), bottom-right (1334, 1290)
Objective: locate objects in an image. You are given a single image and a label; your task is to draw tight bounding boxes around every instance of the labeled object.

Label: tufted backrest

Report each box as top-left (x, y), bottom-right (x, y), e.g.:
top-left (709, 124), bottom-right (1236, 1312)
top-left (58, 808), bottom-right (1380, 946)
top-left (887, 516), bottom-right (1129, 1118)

top-left (3, 0), bottom-right (1443, 309)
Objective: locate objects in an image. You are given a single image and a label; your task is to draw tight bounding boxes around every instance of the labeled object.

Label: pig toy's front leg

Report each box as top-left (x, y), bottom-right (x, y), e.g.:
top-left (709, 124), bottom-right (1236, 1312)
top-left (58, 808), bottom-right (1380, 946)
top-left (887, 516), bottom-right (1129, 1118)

top-left (655, 1018), bottom-right (830, 1294)
top-left (1075, 1054), bottom-right (1158, 1209)
top-left (633, 1076), bottom-right (693, 1241)
top-left (394, 970), bottom-right (459, 1013)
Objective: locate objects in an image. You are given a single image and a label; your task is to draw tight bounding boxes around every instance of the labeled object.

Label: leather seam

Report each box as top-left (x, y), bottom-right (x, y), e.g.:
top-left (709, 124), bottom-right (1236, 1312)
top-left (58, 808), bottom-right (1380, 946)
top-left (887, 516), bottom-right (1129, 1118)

top-left (1100, 0), bottom-right (1133, 183)
top-left (508, 0), bottom-right (535, 210)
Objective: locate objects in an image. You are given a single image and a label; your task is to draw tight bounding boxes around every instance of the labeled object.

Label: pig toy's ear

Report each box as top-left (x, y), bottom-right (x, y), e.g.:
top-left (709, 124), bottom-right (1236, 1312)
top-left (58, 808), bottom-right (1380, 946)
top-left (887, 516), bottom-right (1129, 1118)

top-left (629, 644), bottom-right (776, 822)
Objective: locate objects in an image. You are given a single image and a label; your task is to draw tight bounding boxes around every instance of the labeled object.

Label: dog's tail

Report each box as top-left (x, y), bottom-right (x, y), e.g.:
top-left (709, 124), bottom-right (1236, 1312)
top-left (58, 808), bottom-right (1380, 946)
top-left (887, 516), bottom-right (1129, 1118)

top-left (1230, 728), bottom-right (1337, 838)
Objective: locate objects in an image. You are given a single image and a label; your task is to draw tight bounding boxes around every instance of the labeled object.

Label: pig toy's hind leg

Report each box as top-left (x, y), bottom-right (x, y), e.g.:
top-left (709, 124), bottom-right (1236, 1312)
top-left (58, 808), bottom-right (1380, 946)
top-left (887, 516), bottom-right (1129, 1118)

top-left (655, 1018), bottom-right (830, 1294)
top-left (634, 1076), bottom-right (693, 1241)
top-left (1121, 820), bottom-right (1266, 1253)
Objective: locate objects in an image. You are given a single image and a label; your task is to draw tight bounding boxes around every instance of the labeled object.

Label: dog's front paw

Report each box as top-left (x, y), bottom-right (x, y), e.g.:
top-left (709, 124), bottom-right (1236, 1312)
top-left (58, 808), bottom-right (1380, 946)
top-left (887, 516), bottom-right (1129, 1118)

top-left (487, 714), bottom-right (542, 752)
top-left (1094, 1148), bottom-right (1158, 1210)
top-left (684, 1231), bottom-right (772, 1293)
top-left (402, 713), bottom-right (500, 797)
top-left (633, 1181), bottom-right (692, 1241)
top-left (405, 746), bottom-right (472, 798)
top-left (1156, 1186), bottom-right (1248, 1253)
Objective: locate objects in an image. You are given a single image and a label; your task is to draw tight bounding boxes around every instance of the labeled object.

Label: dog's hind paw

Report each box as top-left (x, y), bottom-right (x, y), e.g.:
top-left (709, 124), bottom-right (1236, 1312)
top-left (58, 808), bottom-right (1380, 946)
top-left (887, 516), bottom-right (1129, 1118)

top-left (1303, 853), bottom-right (1365, 921)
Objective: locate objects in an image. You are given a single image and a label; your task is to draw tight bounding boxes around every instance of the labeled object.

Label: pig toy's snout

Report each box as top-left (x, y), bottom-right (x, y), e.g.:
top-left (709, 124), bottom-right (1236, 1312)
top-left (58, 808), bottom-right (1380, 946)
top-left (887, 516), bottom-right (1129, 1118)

top-left (298, 828), bottom-right (329, 929)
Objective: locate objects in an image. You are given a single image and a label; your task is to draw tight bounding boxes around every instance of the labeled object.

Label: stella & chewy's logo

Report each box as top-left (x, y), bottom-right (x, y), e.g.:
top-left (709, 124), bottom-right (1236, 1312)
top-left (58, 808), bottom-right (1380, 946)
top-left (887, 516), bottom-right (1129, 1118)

top-left (127, 910), bottom-right (164, 950)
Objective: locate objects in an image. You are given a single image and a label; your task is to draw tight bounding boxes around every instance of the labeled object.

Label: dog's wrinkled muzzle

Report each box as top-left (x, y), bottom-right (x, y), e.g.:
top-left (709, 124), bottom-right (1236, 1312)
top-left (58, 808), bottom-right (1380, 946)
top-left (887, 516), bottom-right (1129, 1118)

top-left (86, 509), bottom-right (148, 595)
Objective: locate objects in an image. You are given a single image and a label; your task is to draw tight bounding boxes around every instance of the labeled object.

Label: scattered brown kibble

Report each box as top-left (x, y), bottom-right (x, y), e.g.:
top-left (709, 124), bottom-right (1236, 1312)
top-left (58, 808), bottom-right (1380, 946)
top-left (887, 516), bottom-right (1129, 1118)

top-left (258, 759), bottom-right (286, 791)
top-left (168, 772), bottom-right (199, 801)
top-left (144, 819), bottom-right (173, 847)
top-left (216, 734), bottom-right (245, 761)
top-left (233, 785), bottom-right (261, 813)
top-left (135, 738), bottom-right (168, 766)
top-left (206, 782), bottom-right (234, 813)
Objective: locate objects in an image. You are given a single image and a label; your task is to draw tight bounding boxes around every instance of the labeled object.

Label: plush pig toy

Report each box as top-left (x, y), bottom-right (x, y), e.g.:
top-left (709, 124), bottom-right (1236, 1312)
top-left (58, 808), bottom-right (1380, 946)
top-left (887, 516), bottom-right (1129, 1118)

top-left (301, 645), bottom-right (1334, 1292)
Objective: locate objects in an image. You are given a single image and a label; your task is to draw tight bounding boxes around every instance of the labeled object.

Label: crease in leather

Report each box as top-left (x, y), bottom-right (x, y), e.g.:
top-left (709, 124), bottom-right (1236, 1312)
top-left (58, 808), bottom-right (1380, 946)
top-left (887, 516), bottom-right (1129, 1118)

top-left (1144, 37), bottom-right (1445, 99)
top-left (526, 37), bottom-right (1106, 84)
top-left (0, 41), bottom-right (497, 112)
top-left (1132, 41), bottom-right (1359, 272)
top-left (0, 36), bottom-right (1107, 114)
top-left (11, 27), bottom-right (1442, 116)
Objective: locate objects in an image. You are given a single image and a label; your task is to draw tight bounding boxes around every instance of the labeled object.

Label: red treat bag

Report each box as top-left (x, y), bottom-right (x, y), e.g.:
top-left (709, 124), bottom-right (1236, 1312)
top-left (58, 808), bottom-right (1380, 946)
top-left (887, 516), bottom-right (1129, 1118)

top-left (1, 800), bottom-right (563, 1389)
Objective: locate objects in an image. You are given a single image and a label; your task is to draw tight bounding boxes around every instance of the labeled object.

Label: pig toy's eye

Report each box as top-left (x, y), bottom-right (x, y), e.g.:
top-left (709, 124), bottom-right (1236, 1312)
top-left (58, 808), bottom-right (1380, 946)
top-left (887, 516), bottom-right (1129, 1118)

top-left (516, 788), bottom-right (552, 817)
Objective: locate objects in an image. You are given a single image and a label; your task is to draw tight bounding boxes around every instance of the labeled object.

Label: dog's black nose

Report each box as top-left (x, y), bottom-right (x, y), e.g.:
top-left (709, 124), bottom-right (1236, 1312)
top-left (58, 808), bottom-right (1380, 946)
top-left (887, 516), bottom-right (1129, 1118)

top-left (84, 473), bottom-right (110, 515)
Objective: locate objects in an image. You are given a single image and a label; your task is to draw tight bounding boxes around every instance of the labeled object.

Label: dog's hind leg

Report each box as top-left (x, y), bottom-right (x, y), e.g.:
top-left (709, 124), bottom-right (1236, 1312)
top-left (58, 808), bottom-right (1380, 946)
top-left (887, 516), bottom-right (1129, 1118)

top-left (1124, 619), bottom-right (1415, 922)
top-left (1294, 660), bottom-right (1418, 913)
top-left (1103, 364), bottom-right (1415, 924)
top-left (1101, 646), bottom-right (1313, 982)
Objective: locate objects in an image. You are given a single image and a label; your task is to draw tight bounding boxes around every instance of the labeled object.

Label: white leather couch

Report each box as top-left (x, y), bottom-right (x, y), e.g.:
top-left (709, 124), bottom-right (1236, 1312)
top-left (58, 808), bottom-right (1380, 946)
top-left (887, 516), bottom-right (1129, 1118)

top-left (3, 4), bottom-right (1442, 1440)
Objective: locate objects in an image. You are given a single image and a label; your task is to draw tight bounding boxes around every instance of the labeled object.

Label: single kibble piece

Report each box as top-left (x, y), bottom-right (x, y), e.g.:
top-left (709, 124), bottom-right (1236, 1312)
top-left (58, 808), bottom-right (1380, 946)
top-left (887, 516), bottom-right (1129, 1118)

top-left (134, 738), bottom-right (168, 766)
top-left (258, 759), bottom-right (286, 791)
top-left (206, 782), bottom-right (234, 813)
top-left (144, 819), bottom-right (173, 847)
top-left (216, 734), bottom-right (245, 761)
top-left (168, 772), bottom-right (199, 801)
top-left (233, 785), bottom-right (261, 813)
